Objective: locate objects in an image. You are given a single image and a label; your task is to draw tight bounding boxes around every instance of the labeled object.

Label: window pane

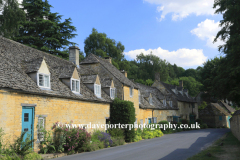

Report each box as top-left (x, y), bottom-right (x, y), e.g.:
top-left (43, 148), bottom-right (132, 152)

top-left (44, 75), bottom-right (49, 87)
top-left (24, 113), bottom-right (29, 122)
top-left (76, 81), bottom-right (80, 92)
top-left (39, 74), bottom-right (44, 86)
top-left (72, 80), bottom-right (76, 91)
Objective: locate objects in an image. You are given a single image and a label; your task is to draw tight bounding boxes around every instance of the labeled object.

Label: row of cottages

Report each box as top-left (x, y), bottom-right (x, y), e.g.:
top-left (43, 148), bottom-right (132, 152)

top-left (199, 101), bottom-right (235, 128)
top-left (0, 37), bottom-right (112, 151)
top-left (0, 37), bottom-right (198, 151)
top-left (79, 53), bottom-right (199, 124)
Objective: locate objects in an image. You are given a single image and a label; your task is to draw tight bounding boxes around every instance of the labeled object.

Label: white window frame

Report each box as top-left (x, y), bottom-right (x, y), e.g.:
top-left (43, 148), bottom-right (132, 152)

top-left (37, 72), bottom-right (51, 89)
top-left (94, 84), bottom-right (101, 98)
top-left (153, 117), bottom-right (157, 123)
top-left (37, 117), bottom-right (45, 142)
top-left (110, 88), bottom-right (115, 99)
top-left (71, 78), bottom-right (80, 93)
top-left (130, 87), bottom-right (134, 97)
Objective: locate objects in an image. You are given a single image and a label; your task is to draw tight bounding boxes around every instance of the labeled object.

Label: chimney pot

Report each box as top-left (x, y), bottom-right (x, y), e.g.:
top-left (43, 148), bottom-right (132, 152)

top-left (121, 70), bottom-right (127, 77)
top-left (155, 72), bottom-right (160, 82)
top-left (179, 80), bottom-right (183, 87)
top-left (104, 57), bottom-right (112, 64)
top-left (69, 46), bottom-right (80, 67)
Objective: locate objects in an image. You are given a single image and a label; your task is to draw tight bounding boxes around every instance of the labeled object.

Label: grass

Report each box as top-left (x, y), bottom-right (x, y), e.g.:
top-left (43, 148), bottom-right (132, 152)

top-left (188, 132), bottom-right (240, 160)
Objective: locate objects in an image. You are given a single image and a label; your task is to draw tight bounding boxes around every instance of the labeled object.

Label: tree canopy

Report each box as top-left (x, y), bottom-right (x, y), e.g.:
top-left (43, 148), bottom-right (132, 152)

top-left (0, 0), bottom-right (25, 38)
top-left (12, 0), bottom-right (77, 59)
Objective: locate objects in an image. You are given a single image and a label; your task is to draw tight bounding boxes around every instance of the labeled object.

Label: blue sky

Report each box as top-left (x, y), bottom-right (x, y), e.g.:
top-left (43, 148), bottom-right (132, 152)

top-left (47, 0), bottom-right (223, 69)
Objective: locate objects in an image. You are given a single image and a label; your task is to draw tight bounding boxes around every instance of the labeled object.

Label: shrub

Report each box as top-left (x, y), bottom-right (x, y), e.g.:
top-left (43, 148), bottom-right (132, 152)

top-left (39, 130), bottom-right (56, 154)
top-left (153, 130), bottom-right (163, 137)
top-left (108, 128), bottom-right (124, 139)
top-left (200, 123), bottom-right (208, 129)
top-left (92, 130), bottom-right (113, 148)
top-left (195, 119), bottom-right (203, 125)
top-left (110, 98), bottom-right (136, 142)
top-left (158, 121), bottom-right (173, 134)
top-left (111, 137), bottom-right (125, 146)
top-left (10, 131), bottom-right (34, 157)
top-left (24, 152), bottom-right (42, 160)
top-left (133, 135), bottom-right (142, 142)
top-left (142, 128), bottom-right (155, 139)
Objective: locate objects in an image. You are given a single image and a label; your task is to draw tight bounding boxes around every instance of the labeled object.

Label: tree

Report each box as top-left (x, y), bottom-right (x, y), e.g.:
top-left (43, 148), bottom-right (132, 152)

top-left (136, 53), bottom-right (169, 82)
top-left (84, 28), bottom-right (125, 62)
top-left (179, 76), bottom-right (202, 97)
top-left (213, 0), bottom-right (240, 103)
top-left (12, 0), bottom-right (77, 59)
top-left (0, 0), bottom-right (25, 38)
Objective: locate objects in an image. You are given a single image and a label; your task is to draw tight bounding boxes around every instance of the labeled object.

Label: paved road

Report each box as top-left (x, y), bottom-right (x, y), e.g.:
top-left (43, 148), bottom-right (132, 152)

top-left (55, 129), bottom-right (229, 160)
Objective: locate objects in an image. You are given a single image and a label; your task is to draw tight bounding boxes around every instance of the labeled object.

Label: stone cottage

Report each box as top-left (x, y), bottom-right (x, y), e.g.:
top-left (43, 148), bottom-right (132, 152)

top-left (0, 37), bottom-right (112, 151)
top-left (230, 110), bottom-right (240, 141)
top-left (199, 103), bottom-right (231, 128)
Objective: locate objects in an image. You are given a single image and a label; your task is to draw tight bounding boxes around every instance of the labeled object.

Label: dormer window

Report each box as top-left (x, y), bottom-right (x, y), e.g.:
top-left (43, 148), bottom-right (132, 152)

top-left (38, 73), bottom-right (50, 89)
top-left (110, 88), bottom-right (115, 99)
top-left (163, 99), bottom-right (166, 106)
top-left (149, 97), bottom-right (153, 105)
top-left (94, 84), bottom-right (101, 98)
top-left (169, 101), bottom-right (172, 107)
top-left (71, 78), bottom-right (80, 93)
top-left (130, 87), bottom-right (134, 97)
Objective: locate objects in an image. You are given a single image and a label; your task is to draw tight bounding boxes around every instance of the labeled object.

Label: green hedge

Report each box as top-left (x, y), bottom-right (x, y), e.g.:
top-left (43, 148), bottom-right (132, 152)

top-left (110, 98), bottom-right (136, 142)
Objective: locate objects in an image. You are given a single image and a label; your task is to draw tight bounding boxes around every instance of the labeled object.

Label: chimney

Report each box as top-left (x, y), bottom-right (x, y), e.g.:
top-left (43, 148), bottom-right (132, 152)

top-left (179, 80), bottom-right (183, 87)
top-left (121, 70), bottom-right (127, 77)
top-left (69, 46), bottom-right (80, 67)
top-left (155, 72), bottom-right (160, 82)
top-left (104, 57), bottom-right (112, 64)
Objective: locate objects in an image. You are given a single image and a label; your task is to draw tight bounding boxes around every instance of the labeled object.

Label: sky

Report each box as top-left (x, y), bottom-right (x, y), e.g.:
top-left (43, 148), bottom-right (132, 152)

top-left (22, 0), bottom-right (224, 69)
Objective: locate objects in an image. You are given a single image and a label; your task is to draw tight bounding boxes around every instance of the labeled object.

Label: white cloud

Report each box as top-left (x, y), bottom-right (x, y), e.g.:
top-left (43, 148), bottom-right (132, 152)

top-left (124, 47), bottom-right (207, 68)
top-left (144, 0), bottom-right (215, 21)
top-left (191, 19), bottom-right (224, 48)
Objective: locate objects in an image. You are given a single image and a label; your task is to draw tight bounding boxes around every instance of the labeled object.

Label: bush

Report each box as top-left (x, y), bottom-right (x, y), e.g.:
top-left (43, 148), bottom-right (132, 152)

top-left (24, 152), bottom-right (42, 160)
top-left (110, 98), bottom-right (136, 142)
top-left (153, 130), bottom-right (163, 137)
top-left (158, 121), bottom-right (173, 134)
top-left (195, 119), bottom-right (203, 125)
top-left (39, 130), bottom-right (56, 154)
top-left (92, 130), bottom-right (113, 148)
top-left (200, 123), bottom-right (208, 129)
top-left (108, 128), bottom-right (124, 139)
top-left (133, 135), bottom-right (142, 142)
top-left (111, 137), bottom-right (125, 146)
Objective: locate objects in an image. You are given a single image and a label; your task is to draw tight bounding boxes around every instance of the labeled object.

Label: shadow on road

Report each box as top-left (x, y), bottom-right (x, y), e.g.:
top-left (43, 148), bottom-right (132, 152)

top-left (159, 129), bottom-right (230, 160)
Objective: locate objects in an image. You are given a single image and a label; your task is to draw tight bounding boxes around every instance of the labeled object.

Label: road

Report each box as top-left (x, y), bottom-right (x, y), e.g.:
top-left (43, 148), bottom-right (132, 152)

top-left (54, 128), bottom-right (229, 160)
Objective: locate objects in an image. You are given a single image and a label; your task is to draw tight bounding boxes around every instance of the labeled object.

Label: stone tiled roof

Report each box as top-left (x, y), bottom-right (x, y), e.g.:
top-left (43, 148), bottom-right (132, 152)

top-left (160, 82), bottom-right (196, 103)
top-left (218, 100), bottom-right (236, 113)
top-left (56, 65), bottom-right (76, 79)
top-left (81, 75), bottom-right (97, 84)
top-left (80, 54), bottom-right (138, 89)
top-left (101, 78), bottom-right (112, 88)
top-left (0, 36), bottom-right (111, 103)
top-left (233, 110), bottom-right (240, 115)
top-left (135, 82), bottom-right (178, 110)
top-left (199, 103), bottom-right (231, 116)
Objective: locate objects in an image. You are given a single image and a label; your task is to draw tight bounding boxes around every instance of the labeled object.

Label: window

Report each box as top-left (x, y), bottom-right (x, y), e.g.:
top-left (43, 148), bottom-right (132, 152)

top-left (94, 84), bottom-right (101, 98)
top-left (169, 101), bottom-right (172, 107)
top-left (71, 78), bottom-right (80, 93)
top-left (219, 116), bottom-right (222, 121)
top-left (163, 99), bottom-right (166, 106)
top-left (149, 97), bottom-right (153, 105)
top-left (38, 73), bottom-right (50, 88)
top-left (110, 88), bottom-right (115, 99)
top-left (130, 87), bottom-right (133, 97)
top-left (37, 117), bottom-right (45, 142)
top-left (153, 117), bottom-right (157, 123)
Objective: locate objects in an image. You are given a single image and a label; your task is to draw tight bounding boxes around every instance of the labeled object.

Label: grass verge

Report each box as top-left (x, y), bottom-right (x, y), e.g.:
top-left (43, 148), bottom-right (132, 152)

top-left (187, 131), bottom-right (240, 160)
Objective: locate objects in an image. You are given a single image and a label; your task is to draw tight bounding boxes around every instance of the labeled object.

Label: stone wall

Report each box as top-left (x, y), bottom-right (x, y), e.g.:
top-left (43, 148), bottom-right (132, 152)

top-left (0, 89), bottom-right (110, 151)
top-left (231, 114), bottom-right (240, 141)
top-left (200, 115), bottom-right (229, 128)
top-left (178, 102), bottom-right (198, 120)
